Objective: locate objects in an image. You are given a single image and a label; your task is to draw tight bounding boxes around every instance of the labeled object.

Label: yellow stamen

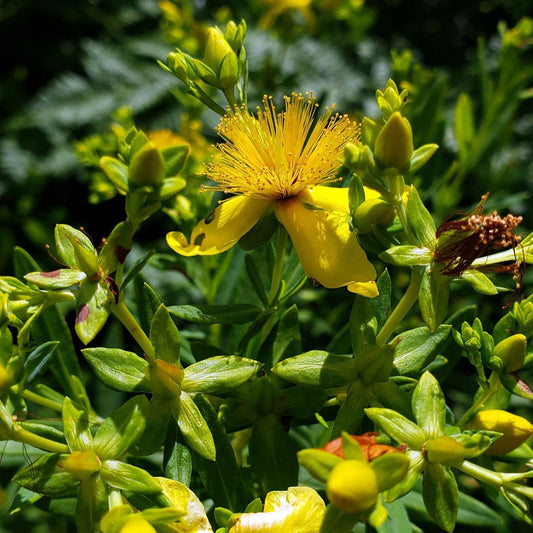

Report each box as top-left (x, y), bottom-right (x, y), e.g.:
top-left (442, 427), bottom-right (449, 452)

top-left (205, 93), bottom-right (359, 200)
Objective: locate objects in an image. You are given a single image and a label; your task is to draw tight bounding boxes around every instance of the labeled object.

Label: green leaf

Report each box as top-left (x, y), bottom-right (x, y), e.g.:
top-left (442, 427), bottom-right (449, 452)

top-left (297, 449), bottom-right (343, 483)
top-left (349, 295), bottom-right (378, 357)
top-left (174, 391), bottom-right (215, 461)
top-left (13, 247), bottom-right (84, 396)
top-left (412, 372), bottom-right (446, 438)
top-left (405, 186), bottom-right (436, 248)
top-left (74, 280), bottom-right (111, 345)
top-left (384, 450), bottom-right (425, 502)
top-left (101, 460), bottom-right (162, 493)
top-left (281, 385), bottom-right (328, 419)
top-left (24, 341), bottom-right (59, 384)
top-left (62, 397), bottom-right (93, 452)
top-left (348, 174), bottom-right (366, 217)
top-left (461, 270), bottom-right (498, 295)
top-left (162, 144), bottom-right (189, 176)
top-left (332, 381), bottom-right (371, 438)
top-left (82, 347), bottom-right (151, 392)
top-left (75, 473), bottom-right (109, 533)
top-left (12, 453), bottom-right (78, 497)
top-left (454, 92), bottom-right (475, 162)
top-left (271, 351), bottom-right (357, 388)
top-left (182, 356), bottom-right (262, 393)
top-left (365, 408), bottom-right (426, 450)
top-left (408, 143), bottom-right (439, 174)
top-left (100, 156), bottom-right (129, 193)
top-left (24, 269), bottom-right (86, 289)
top-left (372, 452), bottom-right (410, 491)
top-left (372, 269), bottom-right (392, 330)
top-left (249, 413), bottom-right (298, 492)
top-left (244, 254), bottom-right (269, 306)
top-left (164, 427), bottom-right (192, 486)
top-left (271, 304), bottom-right (302, 366)
top-left (93, 395), bottom-right (149, 460)
top-left (168, 303), bottom-right (261, 324)
top-left (132, 397), bottom-right (171, 456)
top-left (54, 224), bottom-right (98, 272)
top-left (150, 304), bottom-right (181, 364)
top-left (238, 209), bottom-right (278, 251)
top-left (320, 503), bottom-right (359, 533)
top-left (120, 248), bottom-right (153, 290)
top-left (422, 463), bottom-right (458, 532)
top-left (392, 325), bottom-right (451, 375)
top-left (192, 393), bottom-right (249, 511)
top-left (418, 267), bottom-right (450, 331)
top-left (379, 245), bottom-right (432, 266)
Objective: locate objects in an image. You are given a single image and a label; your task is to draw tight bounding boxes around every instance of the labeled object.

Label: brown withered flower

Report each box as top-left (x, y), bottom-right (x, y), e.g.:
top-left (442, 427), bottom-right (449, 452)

top-left (434, 193), bottom-right (523, 280)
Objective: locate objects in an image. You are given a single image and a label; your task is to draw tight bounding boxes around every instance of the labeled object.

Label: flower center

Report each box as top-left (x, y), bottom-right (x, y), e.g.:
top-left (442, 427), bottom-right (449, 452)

top-left (204, 93), bottom-right (359, 200)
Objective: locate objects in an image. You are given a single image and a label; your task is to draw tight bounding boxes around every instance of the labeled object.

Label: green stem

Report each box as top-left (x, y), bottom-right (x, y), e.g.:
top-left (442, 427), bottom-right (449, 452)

top-left (457, 459), bottom-right (533, 500)
top-left (457, 371), bottom-right (501, 427)
top-left (108, 487), bottom-right (123, 508)
top-left (376, 269), bottom-right (422, 345)
top-left (13, 426), bottom-right (69, 454)
top-left (268, 227), bottom-right (288, 305)
top-left (111, 301), bottom-right (155, 362)
top-left (22, 389), bottom-right (63, 413)
top-left (389, 173), bottom-right (417, 245)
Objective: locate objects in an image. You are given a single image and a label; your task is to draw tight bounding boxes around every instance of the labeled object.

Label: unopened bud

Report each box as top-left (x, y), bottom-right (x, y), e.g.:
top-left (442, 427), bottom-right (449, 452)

top-left (129, 142), bottom-right (166, 187)
top-left (353, 198), bottom-right (395, 234)
top-left (149, 359), bottom-right (184, 399)
top-left (466, 409), bottom-right (533, 455)
top-left (493, 334), bottom-right (527, 373)
top-left (203, 27), bottom-right (239, 89)
top-left (326, 459), bottom-right (378, 513)
top-left (166, 51), bottom-right (189, 83)
top-left (374, 112), bottom-right (413, 172)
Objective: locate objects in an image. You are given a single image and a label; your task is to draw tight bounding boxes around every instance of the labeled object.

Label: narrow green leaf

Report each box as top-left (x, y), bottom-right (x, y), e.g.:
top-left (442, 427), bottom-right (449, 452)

top-left (422, 463), bottom-right (458, 532)
top-left (297, 449), bottom-right (342, 483)
top-left (461, 270), bottom-right (498, 295)
top-left (405, 186), bottom-right (436, 248)
top-left (350, 295), bottom-right (378, 357)
top-left (418, 267), bottom-right (450, 331)
top-left (412, 372), bottom-right (446, 438)
top-left (392, 325), bottom-right (451, 375)
top-left (320, 503), bottom-right (359, 533)
top-left (193, 393), bottom-right (249, 511)
top-left (75, 473), bottom-right (109, 533)
top-left (372, 452), bottom-right (410, 491)
top-left (82, 347), bottom-right (151, 392)
top-left (332, 381), bottom-right (371, 438)
top-left (365, 408), bottom-right (426, 450)
top-left (24, 341), bottom-right (59, 384)
top-left (150, 304), bottom-right (181, 364)
top-left (132, 397), bottom-right (171, 456)
top-left (249, 413), bottom-right (298, 492)
top-left (162, 144), bottom-right (189, 176)
top-left (271, 351), bottom-right (357, 388)
top-left (74, 280), bottom-right (110, 345)
top-left (379, 245), bottom-right (432, 267)
top-left (93, 395), bottom-right (149, 460)
top-left (100, 156), bottom-right (129, 193)
top-left (454, 92), bottom-right (475, 162)
top-left (12, 453), bottom-right (77, 497)
top-left (101, 460), bottom-right (162, 493)
top-left (182, 356), bottom-right (262, 394)
top-left (174, 391), bottom-right (215, 461)
top-left (62, 397), bottom-right (93, 452)
top-left (168, 303), bottom-right (261, 325)
top-left (24, 269), bottom-right (85, 289)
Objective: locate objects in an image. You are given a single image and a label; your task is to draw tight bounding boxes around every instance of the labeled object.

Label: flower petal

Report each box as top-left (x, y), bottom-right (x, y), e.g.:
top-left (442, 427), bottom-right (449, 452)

top-left (166, 196), bottom-right (272, 256)
top-left (275, 196), bottom-right (376, 294)
top-left (303, 186), bottom-right (387, 215)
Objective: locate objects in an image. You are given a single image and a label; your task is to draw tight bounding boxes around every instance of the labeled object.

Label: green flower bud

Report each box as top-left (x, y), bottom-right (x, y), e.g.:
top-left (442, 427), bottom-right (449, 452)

top-left (203, 27), bottom-right (240, 89)
top-left (166, 51), bottom-right (189, 83)
top-left (224, 19), bottom-right (247, 52)
top-left (466, 409), bottom-right (533, 455)
top-left (353, 198), bottom-right (396, 234)
top-left (374, 112), bottom-right (413, 172)
top-left (493, 334), bottom-right (527, 373)
top-left (128, 142), bottom-right (166, 187)
top-left (326, 459), bottom-right (379, 513)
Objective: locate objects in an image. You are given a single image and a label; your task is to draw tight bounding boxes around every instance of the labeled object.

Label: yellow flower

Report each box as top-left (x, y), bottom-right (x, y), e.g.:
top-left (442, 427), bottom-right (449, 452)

top-left (166, 94), bottom-right (377, 296)
top-left (228, 486), bottom-right (325, 532)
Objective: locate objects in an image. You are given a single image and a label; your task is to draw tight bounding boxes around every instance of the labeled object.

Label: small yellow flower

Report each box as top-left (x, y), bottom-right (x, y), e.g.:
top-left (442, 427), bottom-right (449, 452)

top-left (466, 409), bottom-right (533, 455)
top-left (167, 94), bottom-right (377, 296)
top-left (228, 486), bottom-right (325, 533)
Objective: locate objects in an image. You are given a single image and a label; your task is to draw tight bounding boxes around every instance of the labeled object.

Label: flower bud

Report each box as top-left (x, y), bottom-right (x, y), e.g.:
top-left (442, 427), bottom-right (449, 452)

top-left (374, 112), bottom-right (413, 172)
top-left (61, 450), bottom-right (101, 481)
top-left (493, 334), bottom-right (527, 373)
top-left (466, 409), bottom-right (533, 455)
top-left (166, 51), bottom-right (189, 83)
top-left (149, 359), bottom-right (184, 399)
top-left (326, 459), bottom-right (379, 514)
top-left (353, 198), bottom-right (396, 234)
top-left (203, 27), bottom-right (239, 89)
top-left (128, 142), bottom-right (166, 187)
